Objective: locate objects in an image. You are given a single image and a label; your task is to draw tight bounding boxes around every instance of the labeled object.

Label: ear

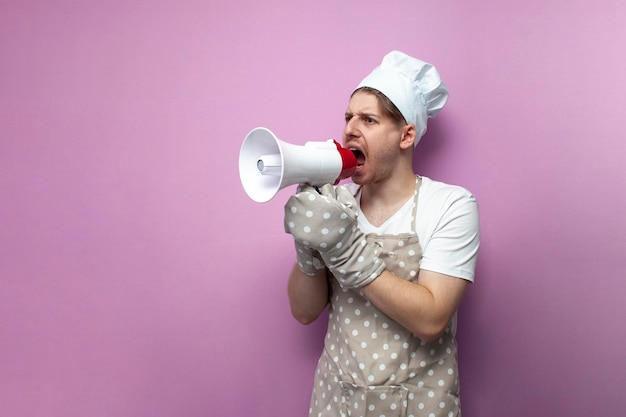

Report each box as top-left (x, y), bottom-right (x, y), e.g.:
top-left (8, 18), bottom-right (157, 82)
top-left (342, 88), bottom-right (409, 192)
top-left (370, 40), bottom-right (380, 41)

top-left (399, 124), bottom-right (417, 150)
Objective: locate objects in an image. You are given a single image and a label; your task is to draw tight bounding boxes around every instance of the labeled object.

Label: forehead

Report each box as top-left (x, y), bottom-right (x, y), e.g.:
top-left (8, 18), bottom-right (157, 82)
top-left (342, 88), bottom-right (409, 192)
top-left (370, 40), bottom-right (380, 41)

top-left (346, 90), bottom-right (382, 115)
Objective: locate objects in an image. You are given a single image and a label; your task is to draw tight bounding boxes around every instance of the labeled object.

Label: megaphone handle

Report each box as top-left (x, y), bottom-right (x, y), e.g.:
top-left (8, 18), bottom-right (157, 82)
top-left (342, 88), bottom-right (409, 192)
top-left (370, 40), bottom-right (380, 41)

top-left (301, 183), bottom-right (321, 194)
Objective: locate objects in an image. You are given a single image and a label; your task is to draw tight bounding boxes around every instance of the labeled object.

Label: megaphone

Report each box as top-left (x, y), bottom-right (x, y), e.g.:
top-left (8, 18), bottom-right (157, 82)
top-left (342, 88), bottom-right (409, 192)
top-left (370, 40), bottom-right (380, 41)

top-left (239, 127), bottom-right (357, 202)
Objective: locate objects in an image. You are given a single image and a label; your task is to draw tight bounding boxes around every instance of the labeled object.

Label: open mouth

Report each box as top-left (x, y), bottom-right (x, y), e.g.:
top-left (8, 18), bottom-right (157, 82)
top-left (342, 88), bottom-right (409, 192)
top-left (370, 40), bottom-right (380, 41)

top-left (351, 149), bottom-right (365, 167)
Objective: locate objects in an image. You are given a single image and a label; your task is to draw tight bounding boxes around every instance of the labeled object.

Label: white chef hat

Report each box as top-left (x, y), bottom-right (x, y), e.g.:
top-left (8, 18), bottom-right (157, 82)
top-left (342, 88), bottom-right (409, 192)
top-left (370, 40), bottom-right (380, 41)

top-left (355, 50), bottom-right (449, 145)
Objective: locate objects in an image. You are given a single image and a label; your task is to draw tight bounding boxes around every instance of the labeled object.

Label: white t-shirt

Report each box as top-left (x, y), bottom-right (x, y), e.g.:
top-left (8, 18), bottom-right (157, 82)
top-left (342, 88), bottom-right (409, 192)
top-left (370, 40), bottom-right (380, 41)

top-left (345, 176), bottom-right (480, 282)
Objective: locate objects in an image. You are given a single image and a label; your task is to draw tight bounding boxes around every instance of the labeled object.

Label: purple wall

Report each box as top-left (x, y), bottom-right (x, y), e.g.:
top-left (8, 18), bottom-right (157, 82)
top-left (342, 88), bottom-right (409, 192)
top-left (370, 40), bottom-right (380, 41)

top-left (2, 1), bottom-right (625, 416)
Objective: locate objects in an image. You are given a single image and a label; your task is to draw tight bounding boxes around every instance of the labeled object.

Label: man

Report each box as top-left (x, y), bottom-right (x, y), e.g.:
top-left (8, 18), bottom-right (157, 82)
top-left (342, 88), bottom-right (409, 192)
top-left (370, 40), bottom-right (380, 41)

top-left (284, 51), bottom-right (480, 417)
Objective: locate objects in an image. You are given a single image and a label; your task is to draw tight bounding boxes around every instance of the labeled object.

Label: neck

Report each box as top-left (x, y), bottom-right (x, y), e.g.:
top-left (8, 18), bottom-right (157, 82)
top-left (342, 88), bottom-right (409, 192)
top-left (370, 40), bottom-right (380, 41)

top-left (359, 170), bottom-right (417, 227)
top-left (361, 170), bottom-right (416, 204)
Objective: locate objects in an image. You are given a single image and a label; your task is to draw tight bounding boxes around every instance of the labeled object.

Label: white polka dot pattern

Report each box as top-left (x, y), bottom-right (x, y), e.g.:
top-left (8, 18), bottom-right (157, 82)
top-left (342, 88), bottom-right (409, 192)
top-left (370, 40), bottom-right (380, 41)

top-left (306, 181), bottom-right (461, 417)
top-left (293, 240), bottom-right (326, 276)
top-left (284, 184), bottom-right (386, 288)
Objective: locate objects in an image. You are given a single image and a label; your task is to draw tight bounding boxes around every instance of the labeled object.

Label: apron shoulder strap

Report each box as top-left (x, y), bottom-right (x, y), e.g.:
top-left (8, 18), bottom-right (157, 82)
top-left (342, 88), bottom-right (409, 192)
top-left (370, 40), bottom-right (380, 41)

top-left (410, 176), bottom-right (422, 231)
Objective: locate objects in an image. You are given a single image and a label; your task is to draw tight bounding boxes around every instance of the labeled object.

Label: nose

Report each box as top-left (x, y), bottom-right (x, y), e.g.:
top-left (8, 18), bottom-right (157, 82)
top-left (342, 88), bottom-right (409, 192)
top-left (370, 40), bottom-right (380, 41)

top-left (343, 115), bottom-right (360, 139)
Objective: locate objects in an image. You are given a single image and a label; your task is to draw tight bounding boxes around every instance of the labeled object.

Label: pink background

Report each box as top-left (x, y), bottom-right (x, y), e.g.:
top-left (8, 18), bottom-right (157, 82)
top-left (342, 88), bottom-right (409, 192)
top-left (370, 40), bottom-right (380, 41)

top-left (2, 1), bottom-right (625, 416)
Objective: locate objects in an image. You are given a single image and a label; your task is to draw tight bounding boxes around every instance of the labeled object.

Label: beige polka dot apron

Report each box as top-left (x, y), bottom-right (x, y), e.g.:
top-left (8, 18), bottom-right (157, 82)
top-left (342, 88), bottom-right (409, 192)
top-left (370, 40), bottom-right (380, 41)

top-left (309, 178), bottom-right (461, 417)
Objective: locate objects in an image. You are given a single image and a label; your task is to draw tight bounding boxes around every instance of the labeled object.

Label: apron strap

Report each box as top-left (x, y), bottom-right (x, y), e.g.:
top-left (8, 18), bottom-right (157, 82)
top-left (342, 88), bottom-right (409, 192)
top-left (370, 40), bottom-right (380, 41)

top-left (410, 176), bottom-right (422, 232)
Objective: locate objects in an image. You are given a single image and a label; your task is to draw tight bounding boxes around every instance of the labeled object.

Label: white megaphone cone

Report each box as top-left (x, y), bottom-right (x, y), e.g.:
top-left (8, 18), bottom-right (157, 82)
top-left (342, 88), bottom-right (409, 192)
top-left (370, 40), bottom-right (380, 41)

top-left (239, 127), bottom-right (357, 203)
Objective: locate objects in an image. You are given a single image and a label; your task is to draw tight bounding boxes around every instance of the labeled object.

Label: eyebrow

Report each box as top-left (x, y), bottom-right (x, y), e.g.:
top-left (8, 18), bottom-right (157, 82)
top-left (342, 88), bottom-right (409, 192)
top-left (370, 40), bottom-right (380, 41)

top-left (345, 111), bottom-right (380, 119)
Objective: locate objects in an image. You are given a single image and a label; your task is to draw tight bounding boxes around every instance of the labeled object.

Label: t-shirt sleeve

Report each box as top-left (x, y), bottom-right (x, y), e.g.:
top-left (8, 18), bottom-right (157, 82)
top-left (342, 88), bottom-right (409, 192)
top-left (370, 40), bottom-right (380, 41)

top-left (418, 188), bottom-right (480, 282)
